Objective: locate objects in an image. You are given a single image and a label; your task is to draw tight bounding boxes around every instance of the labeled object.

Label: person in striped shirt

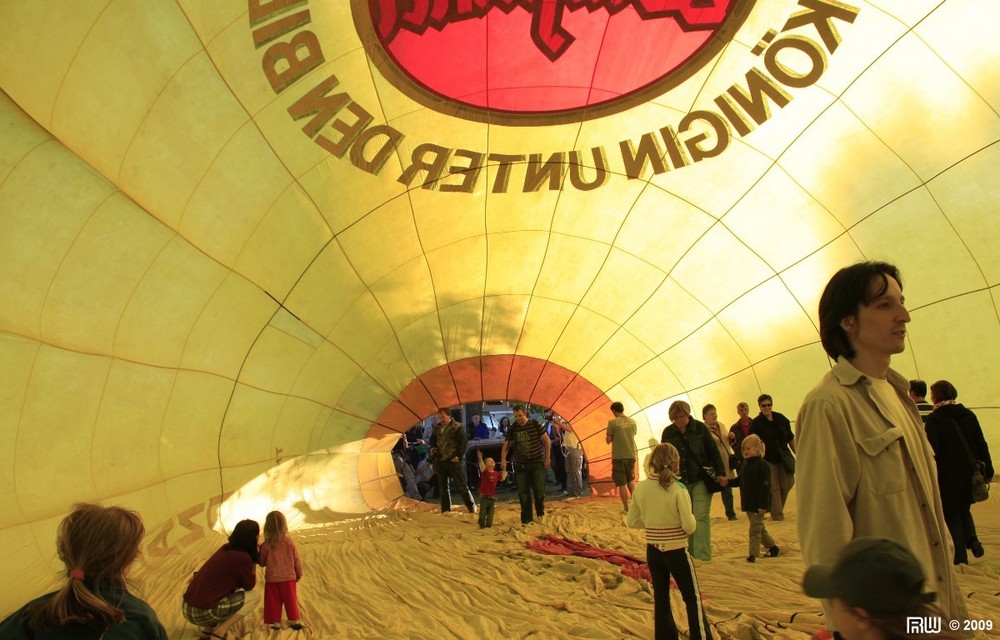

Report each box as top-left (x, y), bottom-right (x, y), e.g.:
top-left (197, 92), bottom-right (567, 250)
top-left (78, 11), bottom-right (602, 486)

top-left (627, 444), bottom-right (713, 640)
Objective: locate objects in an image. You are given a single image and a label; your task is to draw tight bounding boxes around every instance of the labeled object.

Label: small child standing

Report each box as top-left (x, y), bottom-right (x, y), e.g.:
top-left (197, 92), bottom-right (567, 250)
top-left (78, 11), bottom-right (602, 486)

top-left (259, 510), bottom-right (303, 631)
top-left (476, 450), bottom-right (507, 528)
top-left (627, 443), bottom-right (712, 640)
top-left (739, 434), bottom-right (779, 562)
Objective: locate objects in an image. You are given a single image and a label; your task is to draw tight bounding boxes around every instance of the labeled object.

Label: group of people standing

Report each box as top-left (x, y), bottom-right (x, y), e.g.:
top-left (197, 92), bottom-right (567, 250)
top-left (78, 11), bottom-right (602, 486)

top-left (3, 261), bottom-right (993, 640)
top-left (626, 261), bottom-right (995, 640)
top-left (430, 404), bottom-right (590, 528)
top-left (428, 403), bottom-right (554, 524)
top-left (611, 395), bottom-right (796, 565)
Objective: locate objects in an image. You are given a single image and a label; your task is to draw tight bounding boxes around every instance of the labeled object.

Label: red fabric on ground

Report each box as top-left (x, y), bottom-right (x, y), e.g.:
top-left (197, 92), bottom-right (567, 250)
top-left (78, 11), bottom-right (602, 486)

top-left (526, 534), bottom-right (661, 584)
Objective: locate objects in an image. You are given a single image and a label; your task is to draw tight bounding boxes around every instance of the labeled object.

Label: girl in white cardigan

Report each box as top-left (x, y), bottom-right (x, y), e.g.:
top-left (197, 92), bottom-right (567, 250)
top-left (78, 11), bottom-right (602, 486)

top-left (628, 443), bottom-right (713, 640)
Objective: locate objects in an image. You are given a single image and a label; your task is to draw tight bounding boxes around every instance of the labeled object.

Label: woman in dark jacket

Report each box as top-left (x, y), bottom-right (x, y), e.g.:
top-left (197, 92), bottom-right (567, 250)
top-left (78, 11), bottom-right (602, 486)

top-left (661, 400), bottom-right (727, 561)
top-left (924, 380), bottom-right (994, 564)
top-left (182, 519), bottom-right (261, 639)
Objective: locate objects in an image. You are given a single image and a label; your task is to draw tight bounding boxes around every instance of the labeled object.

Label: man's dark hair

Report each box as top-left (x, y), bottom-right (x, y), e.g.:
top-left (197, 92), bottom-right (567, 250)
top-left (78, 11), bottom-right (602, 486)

top-left (909, 379), bottom-right (927, 397)
top-left (512, 404), bottom-right (526, 413)
top-left (930, 380), bottom-right (958, 403)
top-left (757, 394), bottom-right (772, 406)
top-left (818, 261), bottom-right (903, 361)
top-left (610, 401), bottom-right (624, 414)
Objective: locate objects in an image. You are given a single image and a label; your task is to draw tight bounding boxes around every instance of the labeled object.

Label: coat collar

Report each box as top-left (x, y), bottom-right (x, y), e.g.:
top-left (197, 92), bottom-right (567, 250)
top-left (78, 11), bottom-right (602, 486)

top-left (831, 356), bottom-right (910, 397)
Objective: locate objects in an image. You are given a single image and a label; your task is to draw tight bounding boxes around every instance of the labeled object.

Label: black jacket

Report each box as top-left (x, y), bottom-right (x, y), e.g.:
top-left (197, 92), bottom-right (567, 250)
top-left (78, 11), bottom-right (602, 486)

top-left (739, 456), bottom-right (772, 512)
top-left (925, 403), bottom-right (994, 516)
top-left (661, 419), bottom-right (725, 486)
top-left (750, 412), bottom-right (794, 467)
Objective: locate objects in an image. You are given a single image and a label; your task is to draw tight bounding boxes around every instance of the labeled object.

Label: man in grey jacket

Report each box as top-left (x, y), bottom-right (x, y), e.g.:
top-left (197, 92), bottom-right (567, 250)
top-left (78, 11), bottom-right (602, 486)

top-left (796, 262), bottom-right (968, 638)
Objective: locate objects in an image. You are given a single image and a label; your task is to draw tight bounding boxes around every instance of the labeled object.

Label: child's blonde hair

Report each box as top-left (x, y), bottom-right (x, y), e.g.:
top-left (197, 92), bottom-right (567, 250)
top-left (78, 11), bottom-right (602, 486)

top-left (648, 443), bottom-right (681, 490)
top-left (263, 510), bottom-right (288, 547)
top-left (742, 434), bottom-right (765, 456)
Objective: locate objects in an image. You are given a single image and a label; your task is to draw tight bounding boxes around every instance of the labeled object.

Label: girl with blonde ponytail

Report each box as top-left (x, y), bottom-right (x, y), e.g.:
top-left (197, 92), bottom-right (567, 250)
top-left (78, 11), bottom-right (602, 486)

top-left (0, 503), bottom-right (167, 638)
top-left (627, 444), bottom-right (714, 640)
top-left (648, 442), bottom-right (681, 490)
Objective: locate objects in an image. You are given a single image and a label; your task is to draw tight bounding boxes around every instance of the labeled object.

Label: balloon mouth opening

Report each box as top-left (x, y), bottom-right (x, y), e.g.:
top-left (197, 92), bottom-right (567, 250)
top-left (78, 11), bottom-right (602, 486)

top-left (357, 354), bottom-right (614, 508)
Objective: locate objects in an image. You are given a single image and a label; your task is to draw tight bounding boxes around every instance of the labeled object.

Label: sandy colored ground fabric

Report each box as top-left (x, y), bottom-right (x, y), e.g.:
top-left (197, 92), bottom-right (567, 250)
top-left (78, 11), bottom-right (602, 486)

top-left (125, 488), bottom-right (999, 639)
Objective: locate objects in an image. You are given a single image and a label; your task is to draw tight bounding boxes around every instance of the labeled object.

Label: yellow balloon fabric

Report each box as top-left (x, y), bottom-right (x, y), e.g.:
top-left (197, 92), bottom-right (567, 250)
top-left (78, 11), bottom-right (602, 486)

top-left (1, 0), bottom-right (998, 614)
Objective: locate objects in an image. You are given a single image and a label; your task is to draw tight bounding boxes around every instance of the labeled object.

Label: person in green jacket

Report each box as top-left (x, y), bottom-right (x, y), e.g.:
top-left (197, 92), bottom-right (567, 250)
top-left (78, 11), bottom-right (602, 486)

top-left (0, 503), bottom-right (168, 640)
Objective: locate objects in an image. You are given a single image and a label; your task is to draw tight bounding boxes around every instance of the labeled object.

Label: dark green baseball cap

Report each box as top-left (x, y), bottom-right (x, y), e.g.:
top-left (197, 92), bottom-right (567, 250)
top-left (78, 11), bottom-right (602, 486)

top-left (802, 537), bottom-right (937, 613)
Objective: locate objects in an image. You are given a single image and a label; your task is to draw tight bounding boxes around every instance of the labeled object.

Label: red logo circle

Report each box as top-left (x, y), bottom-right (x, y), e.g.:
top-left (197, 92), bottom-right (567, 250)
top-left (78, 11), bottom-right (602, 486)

top-left (353, 1), bottom-right (755, 125)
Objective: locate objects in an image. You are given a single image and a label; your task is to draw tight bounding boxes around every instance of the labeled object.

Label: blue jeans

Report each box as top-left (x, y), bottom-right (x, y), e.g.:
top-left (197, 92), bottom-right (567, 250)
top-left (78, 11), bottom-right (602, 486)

top-left (687, 481), bottom-right (712, 561)
top-left (515, 461), bottom-right (546, 523)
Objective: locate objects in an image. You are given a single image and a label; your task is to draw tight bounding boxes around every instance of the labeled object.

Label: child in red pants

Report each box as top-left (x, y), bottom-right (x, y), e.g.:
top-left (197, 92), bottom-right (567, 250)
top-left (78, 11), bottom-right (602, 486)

top-left (259, 511), bottom-right (303, 630)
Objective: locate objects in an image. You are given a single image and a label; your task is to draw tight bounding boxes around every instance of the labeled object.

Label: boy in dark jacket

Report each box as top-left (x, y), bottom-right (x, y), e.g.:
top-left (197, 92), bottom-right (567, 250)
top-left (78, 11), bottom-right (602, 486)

top-left (740, 435), bottom-right (780, 562)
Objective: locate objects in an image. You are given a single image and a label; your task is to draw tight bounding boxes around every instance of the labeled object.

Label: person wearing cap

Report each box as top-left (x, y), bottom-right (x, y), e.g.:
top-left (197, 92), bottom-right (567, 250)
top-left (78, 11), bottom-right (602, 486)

top-left (795, 262), bottom-right (969, 636)
top-left (802, 537), bottom-right (962, 640)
